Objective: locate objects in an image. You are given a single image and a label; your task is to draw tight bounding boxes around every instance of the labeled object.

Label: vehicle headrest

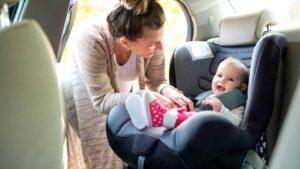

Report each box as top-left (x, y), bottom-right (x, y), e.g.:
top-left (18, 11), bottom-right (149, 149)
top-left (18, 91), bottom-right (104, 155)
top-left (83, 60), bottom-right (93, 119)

top-left (210, 9), bottom-right (276, 46)
top-left (0, 0), bottom-right (18, 7)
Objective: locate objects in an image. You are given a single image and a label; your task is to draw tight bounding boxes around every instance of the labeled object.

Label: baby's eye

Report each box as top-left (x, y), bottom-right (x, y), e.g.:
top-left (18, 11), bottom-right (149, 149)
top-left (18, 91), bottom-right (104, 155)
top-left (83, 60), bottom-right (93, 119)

top-left (217, 74), bottom-right (222, 78)
top-left (229, 78), bottom-right (234, 82)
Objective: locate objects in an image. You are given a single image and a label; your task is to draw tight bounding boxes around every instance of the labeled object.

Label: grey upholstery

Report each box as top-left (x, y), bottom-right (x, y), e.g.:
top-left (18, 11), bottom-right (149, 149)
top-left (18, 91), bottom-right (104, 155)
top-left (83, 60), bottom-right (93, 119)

top-left (170, 42), bottom-right (254, 97)
top-left (269, 80), bottom-right (300, 168)
top-left (0, 20), bottom-right (64, 169)
top-left (262, 27), bottom-right (300, 166)
top-left (266, 27), bottom-right (300, 157)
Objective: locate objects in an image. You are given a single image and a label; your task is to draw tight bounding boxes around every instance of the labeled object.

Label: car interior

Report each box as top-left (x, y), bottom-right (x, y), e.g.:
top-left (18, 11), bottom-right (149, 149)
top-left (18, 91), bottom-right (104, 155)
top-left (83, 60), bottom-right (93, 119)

top-left (106, 9), bottom-right (287, 169)
top-left (0, 0), bottom-right (299, 169)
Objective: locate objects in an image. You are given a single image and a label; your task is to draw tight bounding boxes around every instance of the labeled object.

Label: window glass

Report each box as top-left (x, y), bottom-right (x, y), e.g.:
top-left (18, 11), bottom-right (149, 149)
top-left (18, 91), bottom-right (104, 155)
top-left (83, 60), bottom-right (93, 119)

top-left (229, 0), bottom-right (300, 29)
top-left (8, 0), bottom-right (25, 22)
top-left (8, 3), bottom-right (19, 20)
top-left (62, 0), bottom-right (187, 80)
top-left (159, 0), bottom-right (187, 79)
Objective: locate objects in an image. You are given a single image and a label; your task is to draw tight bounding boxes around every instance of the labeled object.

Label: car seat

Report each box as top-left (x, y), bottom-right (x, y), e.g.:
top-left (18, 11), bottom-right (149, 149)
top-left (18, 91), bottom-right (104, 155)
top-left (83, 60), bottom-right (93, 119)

top-left (170, 9), bottom-right (276, 97)
top-left (106, 10), bottom-right (287, 169)
top-left (0, 2), bottom-right (65, 168)
top-left (170, 9), bottom-right (286, 162)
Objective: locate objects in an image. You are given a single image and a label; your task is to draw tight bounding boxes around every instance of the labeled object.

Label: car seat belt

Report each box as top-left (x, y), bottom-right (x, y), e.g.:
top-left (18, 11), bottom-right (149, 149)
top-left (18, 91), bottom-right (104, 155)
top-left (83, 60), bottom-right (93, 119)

top-left (195, 89), bottom-right (247, 111)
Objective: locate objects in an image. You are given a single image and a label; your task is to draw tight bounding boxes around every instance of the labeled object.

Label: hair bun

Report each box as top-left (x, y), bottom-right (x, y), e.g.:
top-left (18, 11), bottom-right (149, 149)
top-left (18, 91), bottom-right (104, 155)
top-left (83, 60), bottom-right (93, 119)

top-left (119, 0), bottom-right (150, 15)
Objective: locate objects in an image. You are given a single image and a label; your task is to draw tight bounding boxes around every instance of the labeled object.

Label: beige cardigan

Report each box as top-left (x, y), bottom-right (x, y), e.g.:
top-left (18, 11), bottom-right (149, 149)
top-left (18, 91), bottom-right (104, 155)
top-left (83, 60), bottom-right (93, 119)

top-left (65, 19), bottom-right (173, 169)
top-left (71, 19), bottom-right (171, 115)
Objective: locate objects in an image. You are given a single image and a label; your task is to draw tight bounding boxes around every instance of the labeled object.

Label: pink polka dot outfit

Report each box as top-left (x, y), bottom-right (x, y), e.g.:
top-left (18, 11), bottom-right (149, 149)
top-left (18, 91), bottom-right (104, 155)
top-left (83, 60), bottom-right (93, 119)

top-left (149, 100), bottom-right (167, 127)
top-left (148, 98), bottom-right (193, 128)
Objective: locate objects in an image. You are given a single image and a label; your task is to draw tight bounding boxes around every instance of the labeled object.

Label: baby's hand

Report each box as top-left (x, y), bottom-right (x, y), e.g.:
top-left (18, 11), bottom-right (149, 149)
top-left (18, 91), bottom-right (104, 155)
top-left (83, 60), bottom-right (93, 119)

top-left (205, 98), bottom-right (222, 112)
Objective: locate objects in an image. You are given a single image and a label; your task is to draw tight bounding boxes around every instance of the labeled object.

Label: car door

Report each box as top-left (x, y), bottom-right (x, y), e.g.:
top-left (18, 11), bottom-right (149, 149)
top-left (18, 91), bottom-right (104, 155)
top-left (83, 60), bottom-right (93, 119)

top-left (9, 0), bottom-right (77, 62)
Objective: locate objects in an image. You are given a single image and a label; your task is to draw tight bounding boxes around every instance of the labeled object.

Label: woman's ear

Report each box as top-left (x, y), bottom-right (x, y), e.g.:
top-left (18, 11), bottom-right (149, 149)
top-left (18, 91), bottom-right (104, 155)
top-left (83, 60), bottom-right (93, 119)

top-left (240, 83), bottom-right (248, 92)
top-left (119, 37), bottom-right (129, 48)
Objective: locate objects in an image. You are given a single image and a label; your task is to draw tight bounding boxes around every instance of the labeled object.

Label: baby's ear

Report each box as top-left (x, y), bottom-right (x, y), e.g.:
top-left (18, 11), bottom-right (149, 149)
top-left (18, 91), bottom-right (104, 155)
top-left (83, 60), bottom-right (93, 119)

top-left (240, 83), bottom-right (248, 92)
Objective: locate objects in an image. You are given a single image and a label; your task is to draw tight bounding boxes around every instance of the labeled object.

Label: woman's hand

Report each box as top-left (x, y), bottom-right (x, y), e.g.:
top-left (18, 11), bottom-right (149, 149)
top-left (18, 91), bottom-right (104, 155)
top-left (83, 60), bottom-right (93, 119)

top-left (205, 97), bottom-right (222, 112)
top-left (161, 87), bottom-right (195, 111)
top-left (152, 92), bottom-right (179, 109)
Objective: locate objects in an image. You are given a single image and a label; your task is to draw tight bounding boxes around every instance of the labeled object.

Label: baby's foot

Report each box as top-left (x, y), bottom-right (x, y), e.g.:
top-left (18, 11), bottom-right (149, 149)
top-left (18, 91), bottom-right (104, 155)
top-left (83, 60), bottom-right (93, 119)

top-left (143, 91), bottom-right (194, 128)
top-left (143, 91), bottom-right (168, 127)
top-left (125, 94), bottom-right (149, 130)
top-left (163, 107), bottom-right (194, 128)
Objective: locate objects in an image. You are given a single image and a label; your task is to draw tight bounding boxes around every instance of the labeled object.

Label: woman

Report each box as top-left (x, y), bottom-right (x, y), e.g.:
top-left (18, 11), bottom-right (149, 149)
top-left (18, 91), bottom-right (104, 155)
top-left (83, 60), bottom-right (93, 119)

top-left (67, 0), bottom-right (194, 168)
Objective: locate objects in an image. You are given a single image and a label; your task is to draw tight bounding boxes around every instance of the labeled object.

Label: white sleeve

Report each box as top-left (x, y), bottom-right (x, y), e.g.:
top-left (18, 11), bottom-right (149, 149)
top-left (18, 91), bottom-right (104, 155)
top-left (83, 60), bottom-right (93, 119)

top-left (219, 105), bottom-right (244, 126)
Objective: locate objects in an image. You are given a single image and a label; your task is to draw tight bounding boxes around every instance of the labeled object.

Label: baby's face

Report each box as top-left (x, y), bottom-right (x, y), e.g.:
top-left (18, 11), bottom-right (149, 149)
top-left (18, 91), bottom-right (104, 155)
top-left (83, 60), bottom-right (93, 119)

top-left (212, 63), bottom-right (243, 95)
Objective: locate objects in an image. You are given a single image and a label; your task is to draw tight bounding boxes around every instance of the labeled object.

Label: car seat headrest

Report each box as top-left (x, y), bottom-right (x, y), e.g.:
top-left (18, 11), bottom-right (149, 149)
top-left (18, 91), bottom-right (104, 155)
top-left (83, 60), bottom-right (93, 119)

top-left (210, 9), bottom-right (276, 46)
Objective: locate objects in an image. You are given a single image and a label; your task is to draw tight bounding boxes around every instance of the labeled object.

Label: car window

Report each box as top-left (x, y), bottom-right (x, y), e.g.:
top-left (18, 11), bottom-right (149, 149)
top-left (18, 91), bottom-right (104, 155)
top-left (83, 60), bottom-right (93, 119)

top-left (5, 0), bottom-right (25, 23)
top-left (61, 0), bottom-right (187, 80)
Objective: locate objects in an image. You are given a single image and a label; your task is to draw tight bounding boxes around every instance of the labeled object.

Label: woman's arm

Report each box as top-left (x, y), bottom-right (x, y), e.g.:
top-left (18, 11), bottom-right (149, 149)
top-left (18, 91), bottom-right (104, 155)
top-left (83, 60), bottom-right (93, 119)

top-left (144, 51), bottom-right (170, 92)
top-left (145, 51), bottom-right (194, 111)
top-left (70, 22), bottom-right (133, 114)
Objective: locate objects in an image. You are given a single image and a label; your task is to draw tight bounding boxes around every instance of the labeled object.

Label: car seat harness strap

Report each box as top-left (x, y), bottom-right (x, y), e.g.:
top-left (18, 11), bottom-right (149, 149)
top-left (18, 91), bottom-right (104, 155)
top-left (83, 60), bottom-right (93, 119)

top-left (137, 155), bottom-right (146, 169)
top-left (132, 135), bottom-right (158, 169)
top-left (195, 89), bottom-right (247, 111)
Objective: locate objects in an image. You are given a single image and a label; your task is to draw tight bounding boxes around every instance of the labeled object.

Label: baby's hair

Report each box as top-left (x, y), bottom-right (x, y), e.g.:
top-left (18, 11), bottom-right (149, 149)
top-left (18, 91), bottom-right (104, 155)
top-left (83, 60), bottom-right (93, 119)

top-left (220, 57), bottom-right (249, 84)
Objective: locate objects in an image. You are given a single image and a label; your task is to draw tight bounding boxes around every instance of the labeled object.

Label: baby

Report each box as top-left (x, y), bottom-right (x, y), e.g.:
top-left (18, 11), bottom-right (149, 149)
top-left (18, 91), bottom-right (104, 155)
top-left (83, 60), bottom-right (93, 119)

top-left (125, 57), bottom-right (249, 129)
top-left (201, 57), bottom-right (249, 126)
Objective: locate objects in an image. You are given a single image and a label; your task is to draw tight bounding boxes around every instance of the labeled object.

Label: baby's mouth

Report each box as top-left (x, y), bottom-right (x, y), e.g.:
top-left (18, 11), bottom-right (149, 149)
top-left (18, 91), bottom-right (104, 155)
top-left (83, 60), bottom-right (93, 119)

top-left (217, 85), bottom-right (225, 92)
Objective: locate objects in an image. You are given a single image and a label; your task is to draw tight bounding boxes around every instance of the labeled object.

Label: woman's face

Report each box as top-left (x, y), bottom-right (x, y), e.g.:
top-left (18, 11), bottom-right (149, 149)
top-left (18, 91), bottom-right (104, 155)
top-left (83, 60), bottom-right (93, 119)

top-left (127, 26), bottom-right (164, 59)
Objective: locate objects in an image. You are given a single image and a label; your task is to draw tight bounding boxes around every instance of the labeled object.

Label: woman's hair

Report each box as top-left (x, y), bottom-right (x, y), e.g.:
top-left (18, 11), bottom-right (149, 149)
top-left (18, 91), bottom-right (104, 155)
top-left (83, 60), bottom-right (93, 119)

top-left (107, 0), bottom-right (165, 40)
